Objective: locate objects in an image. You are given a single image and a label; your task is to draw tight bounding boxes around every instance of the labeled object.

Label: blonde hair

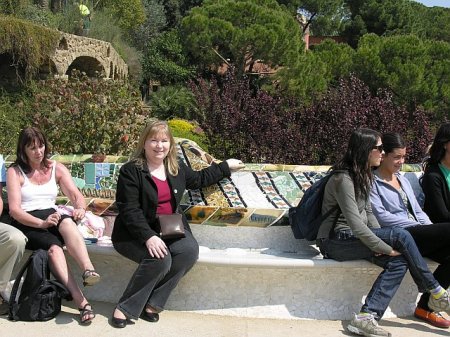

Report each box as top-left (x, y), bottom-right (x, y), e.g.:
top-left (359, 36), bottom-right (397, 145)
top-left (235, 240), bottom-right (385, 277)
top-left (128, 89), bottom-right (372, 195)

top-left (132, 119), bottom-right (179, 176)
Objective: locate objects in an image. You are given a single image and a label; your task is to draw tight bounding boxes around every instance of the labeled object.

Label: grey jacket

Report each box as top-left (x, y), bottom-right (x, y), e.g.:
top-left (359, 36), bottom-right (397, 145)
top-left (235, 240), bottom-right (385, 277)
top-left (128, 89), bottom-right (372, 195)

top-left (317, 172), bottom-right (392, 255)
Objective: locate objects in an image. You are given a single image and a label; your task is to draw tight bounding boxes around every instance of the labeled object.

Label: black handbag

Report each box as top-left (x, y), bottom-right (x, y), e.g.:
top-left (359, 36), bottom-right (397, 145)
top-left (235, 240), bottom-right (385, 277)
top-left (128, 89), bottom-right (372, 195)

top-left (157, 213), bottom-right (186, 240)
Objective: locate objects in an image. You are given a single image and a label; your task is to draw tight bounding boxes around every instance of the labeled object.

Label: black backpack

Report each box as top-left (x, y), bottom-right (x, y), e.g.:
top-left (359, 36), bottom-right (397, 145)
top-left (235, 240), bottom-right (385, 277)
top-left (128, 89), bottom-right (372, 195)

top-left (289, 170), bottom-right (343, 240)
top-left (9, 249), bottom-right (70, 321)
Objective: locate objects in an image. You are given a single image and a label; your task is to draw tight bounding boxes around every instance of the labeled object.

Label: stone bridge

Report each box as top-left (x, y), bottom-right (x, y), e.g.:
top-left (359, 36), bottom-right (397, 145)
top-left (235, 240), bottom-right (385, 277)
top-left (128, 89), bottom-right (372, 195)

top-left (45, 32), bottom-right (128, 80)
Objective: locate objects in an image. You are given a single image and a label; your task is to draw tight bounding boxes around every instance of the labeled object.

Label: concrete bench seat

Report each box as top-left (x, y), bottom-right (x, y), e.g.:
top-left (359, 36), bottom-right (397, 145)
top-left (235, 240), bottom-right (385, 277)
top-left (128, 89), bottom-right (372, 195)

top-left (73, 225), bottom-right (436, 320)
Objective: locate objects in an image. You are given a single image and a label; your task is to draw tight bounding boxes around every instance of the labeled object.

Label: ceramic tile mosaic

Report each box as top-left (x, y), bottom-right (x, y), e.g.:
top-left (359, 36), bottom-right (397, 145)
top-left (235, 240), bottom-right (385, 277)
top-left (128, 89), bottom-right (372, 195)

top-left (1, 139), bottom-right (425, 228)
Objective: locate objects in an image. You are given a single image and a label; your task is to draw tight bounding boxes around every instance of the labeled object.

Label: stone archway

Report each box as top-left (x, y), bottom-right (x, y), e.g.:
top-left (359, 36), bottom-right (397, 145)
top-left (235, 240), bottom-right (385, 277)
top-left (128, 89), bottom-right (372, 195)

top-left (0, 53), bottom-right (26, 89)
top-left (66, 56), bottom-right (105, 78)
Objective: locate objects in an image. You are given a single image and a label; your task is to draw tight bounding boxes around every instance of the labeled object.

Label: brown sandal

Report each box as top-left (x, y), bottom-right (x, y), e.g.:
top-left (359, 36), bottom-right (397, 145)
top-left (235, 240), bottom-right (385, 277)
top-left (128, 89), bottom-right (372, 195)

top-left (79, 303), bottom-right (95, 324)
top-left (82, 269), bottom-right (100, 287)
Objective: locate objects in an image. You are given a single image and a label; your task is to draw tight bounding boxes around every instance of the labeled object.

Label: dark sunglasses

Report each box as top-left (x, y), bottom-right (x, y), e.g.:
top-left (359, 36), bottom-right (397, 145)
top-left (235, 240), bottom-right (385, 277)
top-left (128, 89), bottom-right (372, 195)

top-left (373, 144), bottom-right (384, 152)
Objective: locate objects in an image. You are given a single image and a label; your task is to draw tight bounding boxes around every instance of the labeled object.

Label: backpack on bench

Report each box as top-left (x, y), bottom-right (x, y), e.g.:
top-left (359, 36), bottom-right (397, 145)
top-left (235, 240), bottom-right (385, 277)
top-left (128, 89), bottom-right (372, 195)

top-left (289, 170), bottom-right (343, 240)
top-left (9, 249), bottom-right (70, 321)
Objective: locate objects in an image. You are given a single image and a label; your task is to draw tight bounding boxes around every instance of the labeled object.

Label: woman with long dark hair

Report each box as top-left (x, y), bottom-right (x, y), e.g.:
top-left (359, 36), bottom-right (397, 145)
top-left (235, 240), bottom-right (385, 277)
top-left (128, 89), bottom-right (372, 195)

top-left (317, 128), bottom-right (450, 337)
top-left (422, 123), bottom-right (450, 223)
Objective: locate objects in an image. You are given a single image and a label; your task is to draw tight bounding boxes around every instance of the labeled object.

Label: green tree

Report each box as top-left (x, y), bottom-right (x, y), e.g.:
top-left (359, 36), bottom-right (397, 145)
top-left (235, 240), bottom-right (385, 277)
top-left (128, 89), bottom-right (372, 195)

top-left (274, 51), bottom-right (328, 104)
top-left (275, 39), bottom-right (354, 102)
top-left (353, 34), bottom-right (450, 118)
top-left (142, 29), bottom-right (194, 85)
top-left (161, 0), bottom-right (204, 28)
top-left (131, 0), bottom-right (167, 50)
top-left (95, 0), bottom-right (145, 32)
top-left (0, 0), bottom-right (28, 15)
top-left (313, 39), bottom-right (354, 82)
top-left (423, 6), bottom-right (450, 43)
top-left (180, 0), bottom-right (303, 76)
top-left (343, 0), bottom-right (425, 47)
top-left (278, 0), bottom-right (348, 36)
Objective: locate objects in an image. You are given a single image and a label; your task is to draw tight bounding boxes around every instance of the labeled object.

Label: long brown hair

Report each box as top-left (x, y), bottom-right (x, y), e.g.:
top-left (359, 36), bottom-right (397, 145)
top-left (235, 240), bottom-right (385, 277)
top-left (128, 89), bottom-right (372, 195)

top-left (13, 127), bottom-right (51, 174)
top-left (131, 119), bottom-right (179, 175)
top-left (332, 128), bottom-right (381, 199)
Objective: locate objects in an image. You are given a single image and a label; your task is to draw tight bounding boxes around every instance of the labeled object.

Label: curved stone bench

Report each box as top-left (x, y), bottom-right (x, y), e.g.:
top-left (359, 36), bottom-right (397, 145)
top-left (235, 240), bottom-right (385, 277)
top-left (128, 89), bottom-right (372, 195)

top-left (2, 141), bottom-right (428, 320)
top-left (69, 224), bottom-right (434, 321)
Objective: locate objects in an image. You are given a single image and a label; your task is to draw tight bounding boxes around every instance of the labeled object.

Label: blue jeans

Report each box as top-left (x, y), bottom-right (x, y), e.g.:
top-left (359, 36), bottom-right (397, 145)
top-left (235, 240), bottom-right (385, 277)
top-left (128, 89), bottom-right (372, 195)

top-left (319, 226), bottom-right (439, 319)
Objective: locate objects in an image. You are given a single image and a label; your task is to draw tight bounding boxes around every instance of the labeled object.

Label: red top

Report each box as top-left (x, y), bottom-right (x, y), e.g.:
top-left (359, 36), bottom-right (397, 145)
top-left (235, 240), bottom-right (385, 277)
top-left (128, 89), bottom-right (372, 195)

top-left (152, 176), bottom-right (173, 215)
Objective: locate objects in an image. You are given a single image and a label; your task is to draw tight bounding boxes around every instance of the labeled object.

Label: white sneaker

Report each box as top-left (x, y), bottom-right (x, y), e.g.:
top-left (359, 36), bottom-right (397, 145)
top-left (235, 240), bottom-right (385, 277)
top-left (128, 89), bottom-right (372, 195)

top-left (347, 313), bottom-right (392, 337)
top-left (428, 291), bottom-right (450, 313)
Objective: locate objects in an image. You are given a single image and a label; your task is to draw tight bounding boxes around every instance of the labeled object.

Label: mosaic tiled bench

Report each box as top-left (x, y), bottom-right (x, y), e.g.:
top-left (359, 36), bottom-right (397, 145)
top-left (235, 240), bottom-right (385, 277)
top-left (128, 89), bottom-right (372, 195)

top-left (3, 140), bottom-right (431, 320)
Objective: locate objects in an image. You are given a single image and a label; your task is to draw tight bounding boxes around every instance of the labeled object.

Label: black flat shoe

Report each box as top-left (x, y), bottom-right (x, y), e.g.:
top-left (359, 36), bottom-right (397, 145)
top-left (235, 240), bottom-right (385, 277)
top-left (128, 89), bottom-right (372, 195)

top-left (141, 311), bottom-right (159, 323)
top-left (111, 315), bottom-right (127, 328)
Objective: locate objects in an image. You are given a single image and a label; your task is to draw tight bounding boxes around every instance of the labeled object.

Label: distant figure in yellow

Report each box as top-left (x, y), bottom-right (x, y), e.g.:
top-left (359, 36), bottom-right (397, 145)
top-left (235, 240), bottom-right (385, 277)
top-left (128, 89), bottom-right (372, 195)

top-left (78, 1), bottom-right (91, 36)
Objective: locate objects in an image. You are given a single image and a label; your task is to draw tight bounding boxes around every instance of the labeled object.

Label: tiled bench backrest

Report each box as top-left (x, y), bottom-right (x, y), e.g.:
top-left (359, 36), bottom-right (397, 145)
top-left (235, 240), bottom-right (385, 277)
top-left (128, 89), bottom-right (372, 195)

top-left (2, 139), bottom-right (425, 229)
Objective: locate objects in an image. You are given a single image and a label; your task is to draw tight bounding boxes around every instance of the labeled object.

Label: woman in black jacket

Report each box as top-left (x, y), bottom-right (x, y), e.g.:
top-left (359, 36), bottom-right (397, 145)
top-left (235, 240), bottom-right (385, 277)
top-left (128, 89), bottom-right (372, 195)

top-left (422, 123), bottom-right (450, 223)
top-left (111, 119), bottom-right (243, 328)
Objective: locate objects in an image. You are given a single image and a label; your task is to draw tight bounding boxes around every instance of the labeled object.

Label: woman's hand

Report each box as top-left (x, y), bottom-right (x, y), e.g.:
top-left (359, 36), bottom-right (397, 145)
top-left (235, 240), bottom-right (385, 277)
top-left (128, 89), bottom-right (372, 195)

top-left (145, 236), bottom-right (168, 259)
top-left (388, 250), bottom-right (401, 257)
top-left (374, 249), bottom-right (401, 257)
top-left (43, 212), bottom-right (61, 228)
top-left (226, 159), bottom-right (245, 171)
top-left (72, 208), bottom-right (86, 221)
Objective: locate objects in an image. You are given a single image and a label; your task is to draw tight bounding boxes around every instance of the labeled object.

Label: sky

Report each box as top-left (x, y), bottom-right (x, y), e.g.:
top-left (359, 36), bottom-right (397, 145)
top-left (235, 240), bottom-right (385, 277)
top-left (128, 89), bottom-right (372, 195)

top-left (413, 0), bottom-right (450, 7)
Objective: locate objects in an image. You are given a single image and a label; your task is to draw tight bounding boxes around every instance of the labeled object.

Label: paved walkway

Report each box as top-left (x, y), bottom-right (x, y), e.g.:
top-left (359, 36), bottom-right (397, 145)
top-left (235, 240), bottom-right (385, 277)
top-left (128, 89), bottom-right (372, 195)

top-left (1, 301), bottom-right (449, 337)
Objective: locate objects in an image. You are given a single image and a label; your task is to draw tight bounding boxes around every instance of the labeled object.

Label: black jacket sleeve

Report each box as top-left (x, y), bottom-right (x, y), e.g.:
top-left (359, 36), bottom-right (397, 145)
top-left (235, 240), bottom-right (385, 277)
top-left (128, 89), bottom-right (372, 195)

top-left (115, 163), bottom-right (158, 244)
top-left (182, 161), bottom-right (231, 190)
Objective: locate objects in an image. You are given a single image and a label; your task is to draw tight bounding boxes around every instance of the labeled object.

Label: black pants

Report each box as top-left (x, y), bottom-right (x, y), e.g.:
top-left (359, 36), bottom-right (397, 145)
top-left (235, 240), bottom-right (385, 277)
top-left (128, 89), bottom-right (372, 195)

top-left (11, 208), bottom-right (71, 250)
top-left (113, 230), bottom-right (199, 319)
top-left (406, 223), bottom-right (450, 311)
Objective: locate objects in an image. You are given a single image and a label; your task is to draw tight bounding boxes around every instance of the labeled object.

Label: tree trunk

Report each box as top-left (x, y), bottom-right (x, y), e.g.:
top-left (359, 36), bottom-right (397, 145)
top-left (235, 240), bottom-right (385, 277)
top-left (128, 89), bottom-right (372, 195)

top-left (51, 0), bottom-right (64, 13)
top-left (36, 0), bottom-right (49, 10)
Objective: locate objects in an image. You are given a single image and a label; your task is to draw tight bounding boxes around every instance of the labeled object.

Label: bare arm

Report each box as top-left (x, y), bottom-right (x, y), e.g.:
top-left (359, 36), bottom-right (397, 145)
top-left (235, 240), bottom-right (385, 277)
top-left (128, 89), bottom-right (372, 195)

top-left (56, 162), bottom-right (86, 220)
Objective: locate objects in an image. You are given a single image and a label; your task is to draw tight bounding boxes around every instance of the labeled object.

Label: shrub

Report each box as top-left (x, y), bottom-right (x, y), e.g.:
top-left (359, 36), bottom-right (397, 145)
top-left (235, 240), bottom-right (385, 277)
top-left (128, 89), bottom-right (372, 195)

top-left (149, 85), bottom-right (201, 121)
top-left (302, 75), bottom-right (433, 164)
top-left (191, 71), bottom-right (432, 164)
top-left (0, 15), bottom-right (60, 80)
top-left (0, 91), bottom-right (31, 154)
top-left (191, 71), bottom-right (304, 163)
top-left (168, 118), bottom-right (208, 151)
top-left (27, 71), bottom-right (148, 155)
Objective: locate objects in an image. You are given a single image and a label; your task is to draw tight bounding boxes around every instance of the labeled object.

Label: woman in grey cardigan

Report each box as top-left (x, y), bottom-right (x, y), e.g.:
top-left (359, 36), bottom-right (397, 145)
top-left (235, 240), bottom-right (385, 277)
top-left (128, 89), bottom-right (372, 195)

top-left (317, 128), bottom-right (450, 337)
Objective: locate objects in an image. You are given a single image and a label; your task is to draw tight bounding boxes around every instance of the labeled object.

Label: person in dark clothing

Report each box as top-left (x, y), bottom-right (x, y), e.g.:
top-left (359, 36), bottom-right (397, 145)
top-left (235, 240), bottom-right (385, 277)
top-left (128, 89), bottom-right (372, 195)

top-left (111, 119), bottom-right (243, 328)
top-left (422, 123), bottom-right (450, 223)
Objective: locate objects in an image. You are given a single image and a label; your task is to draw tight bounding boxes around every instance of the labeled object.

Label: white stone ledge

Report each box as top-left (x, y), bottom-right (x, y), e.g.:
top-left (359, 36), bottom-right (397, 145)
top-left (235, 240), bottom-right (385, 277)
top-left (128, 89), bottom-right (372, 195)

top-left (86, 244), bottom-right (431, 270)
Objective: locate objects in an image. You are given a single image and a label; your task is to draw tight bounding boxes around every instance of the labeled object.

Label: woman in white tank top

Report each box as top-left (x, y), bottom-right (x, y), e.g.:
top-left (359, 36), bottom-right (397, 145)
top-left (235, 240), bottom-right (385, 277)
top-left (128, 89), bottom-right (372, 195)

top-left (7, 127), bottom-right (100, 324)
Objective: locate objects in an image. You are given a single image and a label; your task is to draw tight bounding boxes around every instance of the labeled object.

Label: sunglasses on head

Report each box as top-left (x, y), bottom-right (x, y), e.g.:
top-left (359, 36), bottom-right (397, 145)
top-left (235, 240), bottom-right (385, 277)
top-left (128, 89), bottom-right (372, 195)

top-left (373, 144), bottom-right (384, 152)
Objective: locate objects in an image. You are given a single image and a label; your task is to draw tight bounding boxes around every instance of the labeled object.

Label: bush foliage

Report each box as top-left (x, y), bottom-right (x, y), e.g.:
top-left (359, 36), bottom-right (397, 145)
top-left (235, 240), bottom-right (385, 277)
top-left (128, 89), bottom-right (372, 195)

top-left (27, 72), bottom-right (148, 155)
top-left (0, 91), bottom-right (31, 154)
top-left (0, 15), bottom-right (60, 80)
top-left (192, 71), bottom-right (432, 165)
top-left (168, 118), bottom-right (208, 151)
